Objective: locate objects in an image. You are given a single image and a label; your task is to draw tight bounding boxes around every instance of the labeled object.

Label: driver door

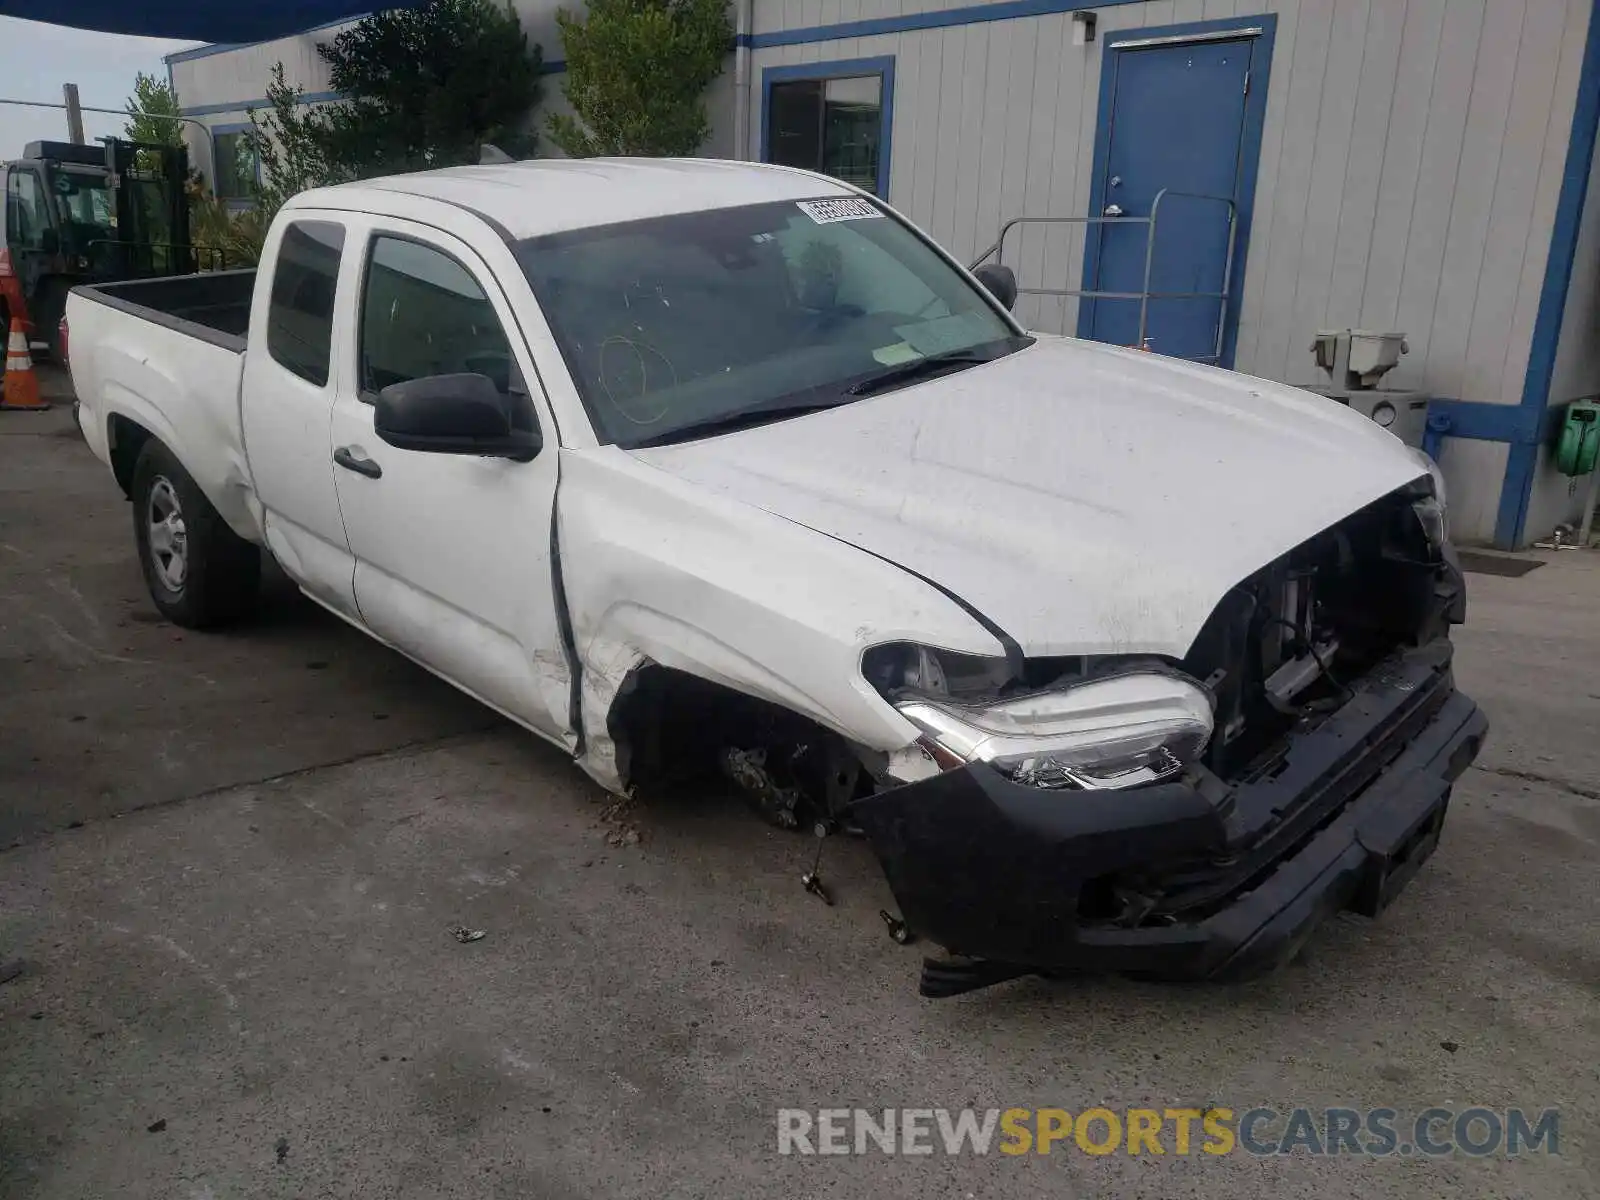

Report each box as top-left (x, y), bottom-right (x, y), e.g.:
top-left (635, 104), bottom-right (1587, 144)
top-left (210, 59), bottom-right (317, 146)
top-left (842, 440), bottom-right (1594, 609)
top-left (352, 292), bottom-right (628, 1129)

top-left (5, 167), bottom-right (54, 321)
top-left (328, 218), bottom-right (572, 743)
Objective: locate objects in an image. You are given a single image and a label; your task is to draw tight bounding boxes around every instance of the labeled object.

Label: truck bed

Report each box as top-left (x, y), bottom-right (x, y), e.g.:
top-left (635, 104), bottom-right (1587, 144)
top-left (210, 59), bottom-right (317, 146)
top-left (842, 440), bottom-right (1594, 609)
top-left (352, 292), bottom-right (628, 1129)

top-left (67, 269), bottom-right (262, 545)
top-left (74, 270), bottom-right (256, 349)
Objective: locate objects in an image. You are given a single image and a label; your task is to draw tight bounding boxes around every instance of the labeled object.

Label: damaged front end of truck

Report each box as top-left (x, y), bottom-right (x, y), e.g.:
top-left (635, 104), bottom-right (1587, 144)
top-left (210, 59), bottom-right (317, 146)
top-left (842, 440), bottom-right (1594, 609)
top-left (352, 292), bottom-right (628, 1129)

top-left (849, 477), bottom-right (1487, 997)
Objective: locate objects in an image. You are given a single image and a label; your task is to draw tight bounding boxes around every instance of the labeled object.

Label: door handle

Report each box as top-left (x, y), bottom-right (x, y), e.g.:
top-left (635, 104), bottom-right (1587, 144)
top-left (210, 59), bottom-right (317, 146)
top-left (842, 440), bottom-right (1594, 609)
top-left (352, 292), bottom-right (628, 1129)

top-left (1103, 204), bottom-right (1125, 217)
top-left (334, 446), bottom-right (383, 479)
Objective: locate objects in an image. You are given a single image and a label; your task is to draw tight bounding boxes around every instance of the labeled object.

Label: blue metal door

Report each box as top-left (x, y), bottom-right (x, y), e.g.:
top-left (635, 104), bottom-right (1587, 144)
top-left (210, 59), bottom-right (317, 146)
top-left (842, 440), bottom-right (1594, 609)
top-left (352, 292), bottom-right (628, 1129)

top-left (1084, 36), bottom-right (1256, 361)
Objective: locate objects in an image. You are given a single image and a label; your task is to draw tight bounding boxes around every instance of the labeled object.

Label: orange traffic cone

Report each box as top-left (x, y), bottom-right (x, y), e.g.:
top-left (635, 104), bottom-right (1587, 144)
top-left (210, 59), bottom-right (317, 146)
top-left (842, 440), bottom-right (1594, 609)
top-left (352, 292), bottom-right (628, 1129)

top-left (0, 317), bottom-right (49, 411)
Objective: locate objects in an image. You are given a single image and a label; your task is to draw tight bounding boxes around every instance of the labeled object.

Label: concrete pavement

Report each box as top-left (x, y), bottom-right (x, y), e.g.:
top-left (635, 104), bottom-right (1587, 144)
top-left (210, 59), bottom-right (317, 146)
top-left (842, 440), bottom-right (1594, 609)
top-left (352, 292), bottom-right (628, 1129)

top-left (2, 378), bottom-right (1597, 1198)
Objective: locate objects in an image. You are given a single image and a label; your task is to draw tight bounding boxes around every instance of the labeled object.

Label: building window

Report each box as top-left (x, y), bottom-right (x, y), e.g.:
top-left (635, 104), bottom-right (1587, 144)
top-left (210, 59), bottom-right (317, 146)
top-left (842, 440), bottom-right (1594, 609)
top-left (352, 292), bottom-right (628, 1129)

top-left (763, 59), bottom-right (893, 198)
top-left (267, 220), bottom-right (345, 387)
top-left (212, 129), bottom-right (258, 201)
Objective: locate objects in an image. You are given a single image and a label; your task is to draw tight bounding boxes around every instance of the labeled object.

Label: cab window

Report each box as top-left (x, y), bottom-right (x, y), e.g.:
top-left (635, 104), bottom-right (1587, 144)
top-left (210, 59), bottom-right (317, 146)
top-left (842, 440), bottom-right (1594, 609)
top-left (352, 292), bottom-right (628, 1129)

top-left (266, 220), bottom-right (345, 387)
top-left (359, 236), bottom-right (517, 397)
top-left (5, 169), bottom-right (51, 250)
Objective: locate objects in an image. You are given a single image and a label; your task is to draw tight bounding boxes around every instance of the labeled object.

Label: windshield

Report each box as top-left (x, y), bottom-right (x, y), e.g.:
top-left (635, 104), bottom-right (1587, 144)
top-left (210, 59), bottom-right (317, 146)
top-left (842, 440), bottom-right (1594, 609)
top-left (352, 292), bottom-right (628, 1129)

top-left (516, 197), bottom-right (1026, 447)
top-left (52, 168), bottom-right (116, 237)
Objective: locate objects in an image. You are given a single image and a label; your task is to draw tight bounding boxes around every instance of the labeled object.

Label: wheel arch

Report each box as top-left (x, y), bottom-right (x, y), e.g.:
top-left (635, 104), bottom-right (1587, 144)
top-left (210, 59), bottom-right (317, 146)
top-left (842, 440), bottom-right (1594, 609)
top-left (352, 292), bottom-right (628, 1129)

top-left (107, 412), bottom-right (157, 498)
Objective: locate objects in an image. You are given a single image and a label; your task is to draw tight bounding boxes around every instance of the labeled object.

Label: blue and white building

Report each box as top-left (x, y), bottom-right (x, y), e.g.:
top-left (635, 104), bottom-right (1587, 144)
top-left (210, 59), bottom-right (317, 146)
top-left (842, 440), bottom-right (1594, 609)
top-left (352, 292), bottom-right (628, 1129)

top-left (168, 0), bottom-right (1600, 548)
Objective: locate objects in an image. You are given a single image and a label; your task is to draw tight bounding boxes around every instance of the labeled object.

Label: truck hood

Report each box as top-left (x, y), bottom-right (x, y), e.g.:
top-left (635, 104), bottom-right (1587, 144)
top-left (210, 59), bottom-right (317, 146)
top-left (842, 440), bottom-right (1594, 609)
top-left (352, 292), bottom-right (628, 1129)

top-left (630, 337), bottom-right (1428, 659)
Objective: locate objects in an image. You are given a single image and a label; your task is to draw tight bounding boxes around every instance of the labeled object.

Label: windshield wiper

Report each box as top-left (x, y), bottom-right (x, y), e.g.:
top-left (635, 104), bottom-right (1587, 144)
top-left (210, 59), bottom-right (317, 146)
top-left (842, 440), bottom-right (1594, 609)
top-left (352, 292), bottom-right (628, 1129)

top-left (630, 397), bottom-right (856, 448)
top-left (845, 348), bottom-right (997, 396)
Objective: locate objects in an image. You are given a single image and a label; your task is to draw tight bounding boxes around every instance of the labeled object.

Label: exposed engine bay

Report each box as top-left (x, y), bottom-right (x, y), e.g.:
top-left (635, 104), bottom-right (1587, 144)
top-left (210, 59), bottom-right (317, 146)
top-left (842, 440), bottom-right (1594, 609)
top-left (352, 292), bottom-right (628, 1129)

top-left (676, 477), bottom-right (1460, 830)
top-left (1178, 476), bottom-right (1458, 782)
top-left (855, 477), bottom-right (1459, 792)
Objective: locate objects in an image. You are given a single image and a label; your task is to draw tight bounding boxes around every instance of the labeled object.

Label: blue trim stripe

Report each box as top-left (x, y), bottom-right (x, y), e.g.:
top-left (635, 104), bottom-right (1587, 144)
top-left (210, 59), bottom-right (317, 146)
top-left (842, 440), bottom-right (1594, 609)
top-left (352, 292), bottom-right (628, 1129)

top-left (1494, 5), bottom-right (1600, 548)
top-left (748, 0), bottom-right (1143, 48)
top-left (1425, 398), bottom-right (1547, 444)
top-left (181, 91), bottom-right (341, 118)
top-left (759, 57), bottom-right (896, 200)
top-left (162, 0), bottom-right (1142, 61)
top-left (1077, 15), bottom-right (1275, 370)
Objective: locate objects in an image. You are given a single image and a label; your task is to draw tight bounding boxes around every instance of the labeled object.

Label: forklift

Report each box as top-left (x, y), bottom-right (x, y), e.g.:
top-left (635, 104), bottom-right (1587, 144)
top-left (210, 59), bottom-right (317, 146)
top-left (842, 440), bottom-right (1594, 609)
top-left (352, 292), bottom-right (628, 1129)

top-left (0, 137), bottom-right (197, 360)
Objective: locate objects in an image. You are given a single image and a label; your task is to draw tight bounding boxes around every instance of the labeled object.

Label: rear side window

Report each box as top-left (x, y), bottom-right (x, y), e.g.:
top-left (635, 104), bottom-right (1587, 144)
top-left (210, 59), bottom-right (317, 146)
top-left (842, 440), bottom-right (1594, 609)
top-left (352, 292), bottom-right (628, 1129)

top-left (267, 220), bottom-right (345, 387)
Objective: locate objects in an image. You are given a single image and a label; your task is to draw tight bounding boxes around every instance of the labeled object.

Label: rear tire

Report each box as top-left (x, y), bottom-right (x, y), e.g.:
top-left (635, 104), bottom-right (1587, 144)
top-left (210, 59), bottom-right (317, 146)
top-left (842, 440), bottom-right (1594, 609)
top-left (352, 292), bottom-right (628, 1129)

top-left (131, 439), bottom-right (260, 628)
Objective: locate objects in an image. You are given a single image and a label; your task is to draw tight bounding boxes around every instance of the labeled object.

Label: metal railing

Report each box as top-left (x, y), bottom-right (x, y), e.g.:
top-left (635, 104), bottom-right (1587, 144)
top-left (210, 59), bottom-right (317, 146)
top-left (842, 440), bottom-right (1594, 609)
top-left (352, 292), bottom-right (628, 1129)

top-left (83, 240), bottom-right (229, 277)
top-left (971, 188), bottom-right (1238, 363)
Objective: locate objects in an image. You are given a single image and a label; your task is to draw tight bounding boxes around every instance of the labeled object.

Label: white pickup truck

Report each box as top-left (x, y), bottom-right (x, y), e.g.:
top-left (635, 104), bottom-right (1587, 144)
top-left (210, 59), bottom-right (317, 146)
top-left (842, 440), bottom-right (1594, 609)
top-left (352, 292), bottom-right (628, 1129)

top-left (68, 159), bottom-right (1486, 996)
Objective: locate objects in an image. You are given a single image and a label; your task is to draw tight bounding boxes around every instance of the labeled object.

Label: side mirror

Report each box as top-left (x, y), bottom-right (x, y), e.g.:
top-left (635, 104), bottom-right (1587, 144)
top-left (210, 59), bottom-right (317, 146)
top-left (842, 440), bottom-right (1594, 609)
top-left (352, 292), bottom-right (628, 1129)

top-left (973, 263), bottom-right (1018, 311)
top-left (39, 228), bottom-right (59, 255)
top-left (374, 372), bottom-right (541, 461)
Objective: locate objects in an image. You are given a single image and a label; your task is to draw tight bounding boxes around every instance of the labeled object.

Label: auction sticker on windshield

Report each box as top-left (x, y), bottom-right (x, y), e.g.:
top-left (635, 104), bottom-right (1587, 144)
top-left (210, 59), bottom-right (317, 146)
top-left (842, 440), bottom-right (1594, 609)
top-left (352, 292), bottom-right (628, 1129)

top-left (896, 312), bottom-right (1000, 356)
top-left (797, 198), bottom-right (881, 223)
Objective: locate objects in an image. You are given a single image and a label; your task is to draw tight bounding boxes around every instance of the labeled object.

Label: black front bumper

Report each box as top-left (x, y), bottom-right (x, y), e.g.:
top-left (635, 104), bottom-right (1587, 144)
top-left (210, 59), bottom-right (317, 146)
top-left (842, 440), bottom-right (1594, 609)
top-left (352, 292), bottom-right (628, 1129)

top-left (853, 638), bottom-right (1487, 995)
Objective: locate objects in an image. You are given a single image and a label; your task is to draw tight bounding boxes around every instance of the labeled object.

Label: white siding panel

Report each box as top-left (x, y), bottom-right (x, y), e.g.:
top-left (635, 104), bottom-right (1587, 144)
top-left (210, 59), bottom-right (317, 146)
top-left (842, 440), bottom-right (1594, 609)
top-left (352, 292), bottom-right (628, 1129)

top-left (993, 24), bottom-right (1039, 267)
top-left (968, 21), bottom-right (1015, 266)
top-left (856, 0), bottom-right (903, 20)
top-left (1239, 0), bottom-right (1335, 379)
top-left (1499, 0), bottom-right (1593, 406)
top-left (1524, 443), bottom-right (1585, 544)
top-left (885, 35), bottom-right (920, 201)
top-left (950, 25), bottom-right (994, 264)
top-left (1322, 0), bottom-right (1408, 337)
top-left (1232, 0), bottom-right (1299, 374)
top-left (928, 29), bottom-right (971, 244)
top-left (701, 68), bottom-right (738, 160)
top-left (175, 26), bottom-right (347, 111)
top-left (1042, 10), bottom-right (1102, 334)
top-left (907, 33), bottom-right (946, 232)
top-left (1423, 0), bottom-right (1524, 401)
top-left (1355, 0), bottom-right (1448, 333)
top-left (1273, 0), bottom-right (1371, 386)
top-left (1463, 0), bottom-right (1566, 404)
top-left (1440, 440), bottom-right (1510, 544)
top-left (1390, 1), bottom-right (1486, 390)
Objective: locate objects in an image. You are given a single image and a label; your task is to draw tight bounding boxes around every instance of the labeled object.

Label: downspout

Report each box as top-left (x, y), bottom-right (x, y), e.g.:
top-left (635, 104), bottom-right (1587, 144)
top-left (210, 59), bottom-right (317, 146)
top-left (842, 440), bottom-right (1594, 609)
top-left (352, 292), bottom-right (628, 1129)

top-left (733, 0), bottom-right (753, 159)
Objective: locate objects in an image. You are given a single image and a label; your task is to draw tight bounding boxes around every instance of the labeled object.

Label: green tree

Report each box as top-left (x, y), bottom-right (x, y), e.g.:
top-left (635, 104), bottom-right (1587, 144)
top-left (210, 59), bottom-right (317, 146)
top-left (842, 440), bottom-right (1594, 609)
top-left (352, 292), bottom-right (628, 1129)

top-left (123, 71), bottom-right (185, 148)
top-left (246, 65), bottom-right (340, 222)
top-left (549, 0), bottom-right (731, 157)
top-left (215, 64), bottom-right (343, 262)
top-left (314, 0), bottom-right (543, 175)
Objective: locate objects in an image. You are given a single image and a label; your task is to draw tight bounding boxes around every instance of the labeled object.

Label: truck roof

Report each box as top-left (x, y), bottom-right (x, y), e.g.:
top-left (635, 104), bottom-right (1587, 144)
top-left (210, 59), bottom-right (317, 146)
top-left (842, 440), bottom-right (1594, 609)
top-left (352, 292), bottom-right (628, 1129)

top-left (294, 158), bottom-right (856, 241)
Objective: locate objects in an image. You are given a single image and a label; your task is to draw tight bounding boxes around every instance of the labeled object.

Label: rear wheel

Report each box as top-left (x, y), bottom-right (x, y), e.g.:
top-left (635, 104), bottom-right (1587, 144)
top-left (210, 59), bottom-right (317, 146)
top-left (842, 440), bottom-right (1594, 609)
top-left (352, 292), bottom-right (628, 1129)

top-left (131, 439), bottom-right (260, 628)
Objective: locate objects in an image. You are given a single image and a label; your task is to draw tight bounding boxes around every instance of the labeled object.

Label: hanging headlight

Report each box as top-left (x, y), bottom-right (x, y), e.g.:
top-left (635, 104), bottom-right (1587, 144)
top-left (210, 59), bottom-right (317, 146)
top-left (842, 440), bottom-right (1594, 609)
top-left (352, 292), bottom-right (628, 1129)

top-left (893, 671), bottom-right (1214, 790)
top-left (1408, 446), bottom-right (1448, 550)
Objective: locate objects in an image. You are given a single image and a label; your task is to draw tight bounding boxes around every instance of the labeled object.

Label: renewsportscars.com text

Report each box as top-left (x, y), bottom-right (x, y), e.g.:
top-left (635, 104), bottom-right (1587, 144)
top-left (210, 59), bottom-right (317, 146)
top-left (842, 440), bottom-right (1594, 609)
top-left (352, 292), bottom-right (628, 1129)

top-left (776, 1107), bottom-right (1560, 1158)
